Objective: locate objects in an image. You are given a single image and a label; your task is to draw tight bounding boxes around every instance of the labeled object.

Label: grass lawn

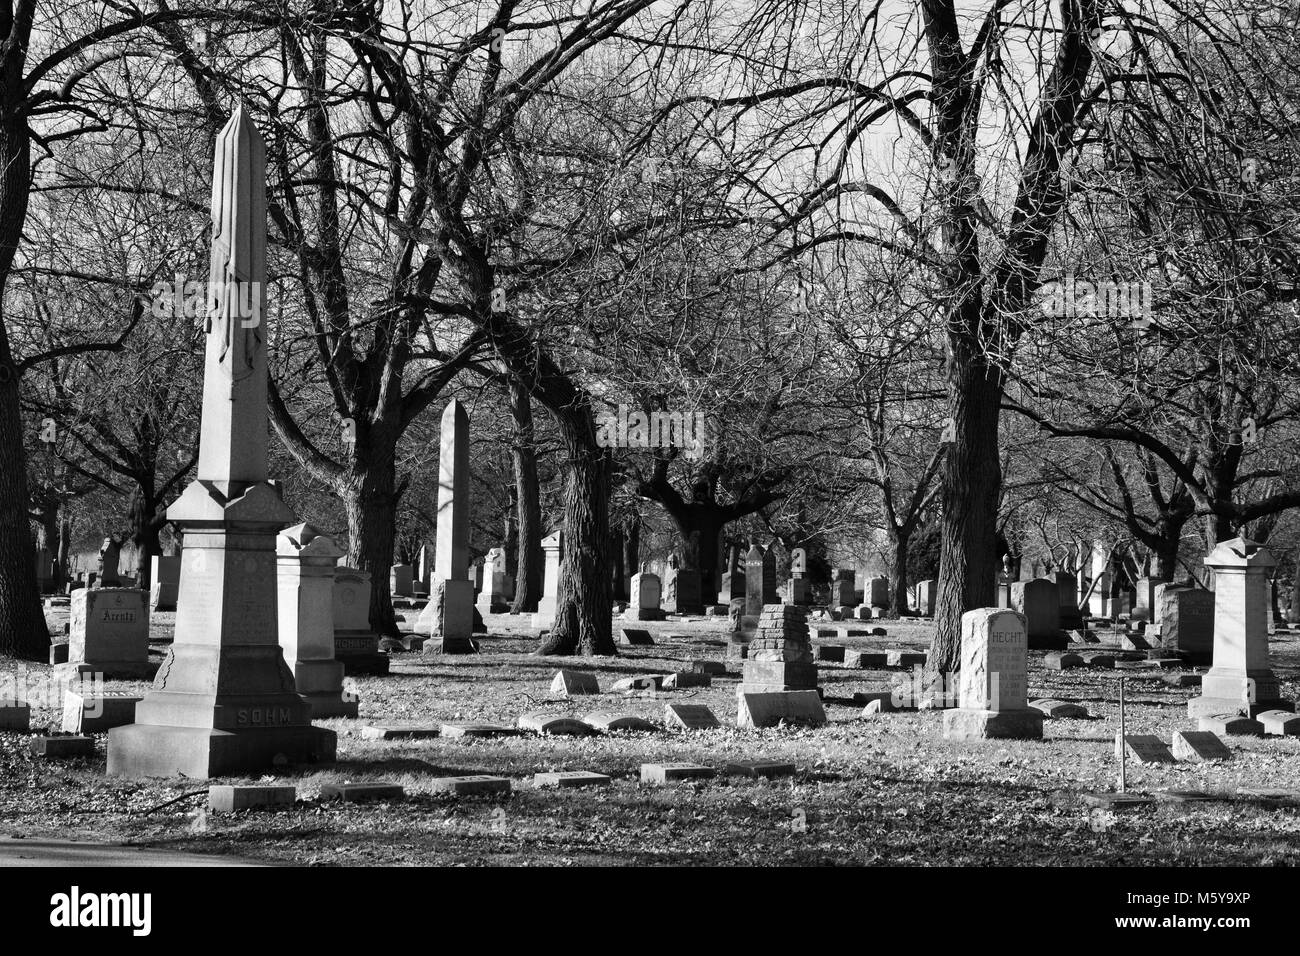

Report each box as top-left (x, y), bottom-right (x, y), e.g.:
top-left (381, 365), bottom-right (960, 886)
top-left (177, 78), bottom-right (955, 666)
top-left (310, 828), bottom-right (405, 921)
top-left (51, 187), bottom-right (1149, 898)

top-left (4, 609), bottom-right (1300, 866)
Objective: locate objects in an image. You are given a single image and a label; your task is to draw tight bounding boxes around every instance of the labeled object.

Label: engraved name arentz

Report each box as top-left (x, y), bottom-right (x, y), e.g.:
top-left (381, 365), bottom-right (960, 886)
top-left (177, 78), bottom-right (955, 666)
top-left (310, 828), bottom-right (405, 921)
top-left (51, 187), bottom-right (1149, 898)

top-left (236, 706), bottom-right (293, 727)
top-left (100, 611), bottom-right (137, 623)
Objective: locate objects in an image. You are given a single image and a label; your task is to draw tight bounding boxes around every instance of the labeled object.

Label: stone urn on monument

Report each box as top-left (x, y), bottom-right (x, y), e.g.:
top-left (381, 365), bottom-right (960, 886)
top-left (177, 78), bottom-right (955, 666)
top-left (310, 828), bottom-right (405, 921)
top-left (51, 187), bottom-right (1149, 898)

top-left (107, 107), bottom-right (336, 778)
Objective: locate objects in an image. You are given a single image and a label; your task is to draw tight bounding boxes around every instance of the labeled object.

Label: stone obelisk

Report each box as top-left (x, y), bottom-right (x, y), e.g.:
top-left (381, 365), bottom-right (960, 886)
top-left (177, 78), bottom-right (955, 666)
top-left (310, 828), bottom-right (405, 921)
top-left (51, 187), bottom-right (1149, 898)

top-left (108, 106), bottom-right (336, 778)
top-left (422, 399), bottom-right (476, 653)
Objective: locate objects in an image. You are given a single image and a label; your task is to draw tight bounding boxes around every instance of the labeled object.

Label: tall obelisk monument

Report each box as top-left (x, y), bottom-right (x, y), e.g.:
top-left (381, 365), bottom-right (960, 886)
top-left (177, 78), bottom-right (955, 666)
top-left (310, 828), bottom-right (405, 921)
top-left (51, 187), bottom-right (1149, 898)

top-left (108, 107), bottom-right (336, 778)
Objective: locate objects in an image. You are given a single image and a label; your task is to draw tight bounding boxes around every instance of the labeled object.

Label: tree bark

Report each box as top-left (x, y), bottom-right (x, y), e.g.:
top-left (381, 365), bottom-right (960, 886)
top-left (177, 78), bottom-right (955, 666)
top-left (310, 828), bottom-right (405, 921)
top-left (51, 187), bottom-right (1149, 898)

top-left (535, 403), bottom-right (614, 656)
top-left (128, 486), bottom-right (163, 590)
top-left (929, 351), bottom-right (1004, 675)
top-left (885, 526), bottom-right (911, 618)
top-left (624, 519), bottom-right (640, 581)
top-left (610, 526), bottom-right (625, 601)
top-left (342, 455), bottom-right (401, 639)
top-left (509, 378), bottom-right (542, 613)
top-left (0, 109), bottom-right (47, 659)
top-left (1290, 548), bottom-right (1300, 624)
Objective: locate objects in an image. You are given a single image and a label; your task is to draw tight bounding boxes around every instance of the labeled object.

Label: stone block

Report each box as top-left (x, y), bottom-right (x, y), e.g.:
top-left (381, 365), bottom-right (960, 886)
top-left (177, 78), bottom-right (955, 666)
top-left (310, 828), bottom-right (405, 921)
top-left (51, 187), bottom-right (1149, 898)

top-left (209, 785), bottom-right (297, 812)
top-left (533, 771), bottom-right (610, 789)
top-left (663, 703), bottom-right (720, 731)
top-left (319, 783), bottom-right (406, 802)
top-left (737, 690), bottom-right (826, 729)
top-left (30, 736), bottom-right (95, 758)
top-left (517, 713), bottom-right (595, 736)
top-left (1172, 730), bottom-right (1232, 761)
top-left (582, 712), bottom-right (657, 734)
top-left (640, 763), bottom-right (716, 784)
top-left (428, 775), bottom-right (511, 795)
top-left (1116, 734), bottom-right (1176, 764)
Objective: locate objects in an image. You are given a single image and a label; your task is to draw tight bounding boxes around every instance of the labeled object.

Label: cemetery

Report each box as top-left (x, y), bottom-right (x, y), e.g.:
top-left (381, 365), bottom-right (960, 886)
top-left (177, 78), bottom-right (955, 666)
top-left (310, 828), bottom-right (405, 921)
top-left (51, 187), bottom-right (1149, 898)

top-left (0, 0), bottom-right (1298, 897)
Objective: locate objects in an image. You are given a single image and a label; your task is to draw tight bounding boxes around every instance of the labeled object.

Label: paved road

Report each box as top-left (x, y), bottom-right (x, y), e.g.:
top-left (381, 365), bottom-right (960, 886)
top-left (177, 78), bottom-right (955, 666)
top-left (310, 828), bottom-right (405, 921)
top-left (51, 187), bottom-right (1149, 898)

top-left (0, 838), bottom-right (264, 867)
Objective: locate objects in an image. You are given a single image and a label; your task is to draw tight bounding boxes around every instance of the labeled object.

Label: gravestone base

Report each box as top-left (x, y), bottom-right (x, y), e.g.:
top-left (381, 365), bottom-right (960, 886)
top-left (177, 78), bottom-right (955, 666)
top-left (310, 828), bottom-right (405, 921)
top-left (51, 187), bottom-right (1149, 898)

top-left (740, 660), bottom-right (818, 693)
top-left (942, 707), bottom-right (1043, 741)
top-left (53, 660), bottom-right (155, 684)
top-left (422, 578), bottom-right (477, 654)
top-left (623, 607), bottom-right (667, 621)
top-left (1188, 695), bottom-right (1293, 719)
top-left (1188, 669), bottom-right (1292, 718)
top-left (736, 689), bottom-right (827, 729)
top-left (108, 722), bottom-right (336, 779)
top-left (294, 660), bottom-right (358, 718)
top-left (726, 638), bottom-right (750, 660)
top-left (335, 633), bottom-right (390, 675)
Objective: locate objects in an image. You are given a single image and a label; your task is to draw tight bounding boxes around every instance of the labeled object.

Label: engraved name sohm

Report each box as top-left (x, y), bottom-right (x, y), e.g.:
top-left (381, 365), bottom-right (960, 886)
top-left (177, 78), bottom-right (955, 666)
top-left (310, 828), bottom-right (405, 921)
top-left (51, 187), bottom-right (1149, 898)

top-left (237, 706), bottom-right (293, 727)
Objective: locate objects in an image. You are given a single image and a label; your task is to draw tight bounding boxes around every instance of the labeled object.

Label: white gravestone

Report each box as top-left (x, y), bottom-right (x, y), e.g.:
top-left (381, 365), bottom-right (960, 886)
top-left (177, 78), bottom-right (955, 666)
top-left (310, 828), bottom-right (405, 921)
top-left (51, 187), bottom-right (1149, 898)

top-left (278, 524), bottom-right (357, 718)
top-left (942, 608), bottom-right (1043, 740)
top-left (1189, 537), bottom-right (1293, 718)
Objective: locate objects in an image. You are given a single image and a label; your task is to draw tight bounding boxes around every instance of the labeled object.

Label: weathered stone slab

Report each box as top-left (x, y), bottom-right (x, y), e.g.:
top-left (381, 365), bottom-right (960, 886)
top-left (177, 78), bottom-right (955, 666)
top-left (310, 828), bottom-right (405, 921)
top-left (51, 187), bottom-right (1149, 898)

top-left (582, 712), bottom-right (657, 734)
top-left (1152, 789), bottom-right (1220, 804)
top-left (439, 723), bottom-right (520, 738)
top-left (843, 650), bottom-right (888, 668)
top-left (886, 650), bottom-right (927, 668)
top-left (320, 783), bottom-right (406, 802)
top-left (0, 699), bottom-right (31, 732)
top-left (640, 763), bottom-right (716, 784)
top-left (1116, 734), bottom-right (1176, 764)
top-left (1237, 786), bottom-right (1300, 802)
top-left (688, 661), bottom-right (727, 676)
top-left (550, 670), bottom-right (600, 696)
top-left (725, 761), bottom-right (796, 778)
top-left (1257, 709), bottom-right (1300, 736)
top-left (30, 736), bottom-right (94, 758)
top-left (533, 771), bottom-right (610, 789)
top-left (1029, 699), bottom-right (1089, 719)
top-left (1197, 714), bottom-right (1263, 736)
top-left (61, 691), bottom-right (141, 734)
top-left (815, 644), bottom-right (845, 662)
top-left (620, 627), bottom-right (655, 646)
top-left (1081, 792), bottom-right (1154, 809)
top-left (661, 671), bottom-right (711, 690)
top-left (1081, 653), bottom-right (1117, 668)
top-left (736, 690), bottom-right (827, 729)
top-left (1172, 730), bottom-right (1232, 762)
top-left (853, 690), bottom-right (897, 711)
top-left (663, 703), bottom-right (720, 731)
top-left (209, 785), bottom-right (297, 812)
top-left (428, 775), bottom-right (511, 795)
top-left (518, 713), bottom-right (595, 736)
top-left (611, 674), bottom-right (664, 692)
top-left (360, 724), bottom-right (441, 740)
top-left (1044, 652), bottom-right (1085, 671)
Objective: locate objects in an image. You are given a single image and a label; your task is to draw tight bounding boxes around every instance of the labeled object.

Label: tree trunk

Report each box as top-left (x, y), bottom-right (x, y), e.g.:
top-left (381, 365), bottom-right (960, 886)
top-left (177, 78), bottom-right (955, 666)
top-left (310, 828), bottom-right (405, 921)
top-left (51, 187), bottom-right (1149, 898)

top-left (503, 481), bottom-right (519, 582)
top-left (535, 404), bottom-right (614, 656)
top-left (624, 519), bottom-right (640, 582)
top-left (886, 526), bottom-right (910, 618)
top-left (610, 527), bottom-right (625, 601)
top-left (343, 454), bottom-right (401, 639)
top-left (55, 512), bottom-right (71, 593)
top-left (0, 112), bottom-right (47, 659)
top-left (1290, 548), bottom-right (1300, 624)
top-left (128, 487), bottom-right (162, 590)
top-left (929, 356), bottom-right (1004, 676)
top-left (510, 378), bottom-right (542, 613)
top-left (656, 502), bottom-right (725, 598)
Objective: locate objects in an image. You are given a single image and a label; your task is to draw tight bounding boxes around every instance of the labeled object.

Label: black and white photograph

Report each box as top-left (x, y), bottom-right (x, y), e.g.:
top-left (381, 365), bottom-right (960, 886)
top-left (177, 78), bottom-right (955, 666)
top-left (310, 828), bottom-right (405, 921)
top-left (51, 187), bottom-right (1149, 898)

top-left (0, 0), bottom-right (1289, 931)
